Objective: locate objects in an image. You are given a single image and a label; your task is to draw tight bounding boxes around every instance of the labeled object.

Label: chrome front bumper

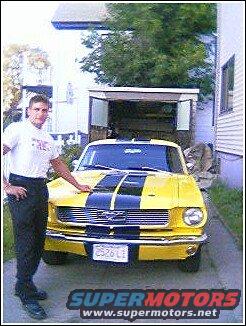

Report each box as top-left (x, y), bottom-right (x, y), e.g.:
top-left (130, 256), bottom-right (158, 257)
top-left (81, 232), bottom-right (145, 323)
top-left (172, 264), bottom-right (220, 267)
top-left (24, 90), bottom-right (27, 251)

top-left (46, 230), bottom-right (207, 246)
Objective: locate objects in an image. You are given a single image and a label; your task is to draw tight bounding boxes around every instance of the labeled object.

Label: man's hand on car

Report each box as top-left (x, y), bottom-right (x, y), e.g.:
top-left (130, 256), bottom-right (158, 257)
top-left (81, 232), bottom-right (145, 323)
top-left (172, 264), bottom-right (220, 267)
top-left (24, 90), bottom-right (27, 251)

top-left (76, 184), bottom-right (92, 193)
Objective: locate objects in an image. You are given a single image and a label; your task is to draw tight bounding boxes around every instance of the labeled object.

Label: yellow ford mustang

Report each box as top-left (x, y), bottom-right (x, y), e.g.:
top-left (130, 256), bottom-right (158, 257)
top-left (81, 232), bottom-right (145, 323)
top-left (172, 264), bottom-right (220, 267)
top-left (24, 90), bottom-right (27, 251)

top-left (43, 139), bottom-right (207, 272)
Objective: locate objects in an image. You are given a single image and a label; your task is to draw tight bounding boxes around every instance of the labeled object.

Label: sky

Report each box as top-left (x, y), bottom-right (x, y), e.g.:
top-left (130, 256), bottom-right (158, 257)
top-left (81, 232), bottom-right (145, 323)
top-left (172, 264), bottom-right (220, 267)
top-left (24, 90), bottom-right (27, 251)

top-left (1, 1), bottom-right (62, 62)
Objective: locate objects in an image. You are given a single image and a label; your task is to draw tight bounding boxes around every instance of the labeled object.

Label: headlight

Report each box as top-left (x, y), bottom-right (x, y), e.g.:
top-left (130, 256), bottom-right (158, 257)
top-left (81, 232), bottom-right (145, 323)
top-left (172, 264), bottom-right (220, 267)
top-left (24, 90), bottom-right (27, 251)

top-left (183, 208), bottom-right (203, 225)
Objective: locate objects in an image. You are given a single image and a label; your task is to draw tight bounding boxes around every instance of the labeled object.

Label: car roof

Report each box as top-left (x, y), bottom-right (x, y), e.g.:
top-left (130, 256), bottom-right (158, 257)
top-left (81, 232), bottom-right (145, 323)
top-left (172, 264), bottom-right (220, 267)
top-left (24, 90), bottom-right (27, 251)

top-left (88, 138), bottom-right (180, 148)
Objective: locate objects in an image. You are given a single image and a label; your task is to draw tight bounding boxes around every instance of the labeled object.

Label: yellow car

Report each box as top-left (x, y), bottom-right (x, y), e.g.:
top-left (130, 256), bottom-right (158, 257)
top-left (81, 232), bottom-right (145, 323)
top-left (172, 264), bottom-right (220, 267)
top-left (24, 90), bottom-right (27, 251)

top-left (43, 139), bottom-right (207, 272)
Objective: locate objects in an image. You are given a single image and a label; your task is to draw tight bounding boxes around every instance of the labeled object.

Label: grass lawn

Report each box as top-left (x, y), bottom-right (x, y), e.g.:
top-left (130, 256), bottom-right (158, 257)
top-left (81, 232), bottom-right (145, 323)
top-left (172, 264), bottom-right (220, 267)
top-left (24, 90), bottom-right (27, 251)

top-left (3, 204), bottom-right (15, 262)
top-left (208, 181), bottom-right (243, 248)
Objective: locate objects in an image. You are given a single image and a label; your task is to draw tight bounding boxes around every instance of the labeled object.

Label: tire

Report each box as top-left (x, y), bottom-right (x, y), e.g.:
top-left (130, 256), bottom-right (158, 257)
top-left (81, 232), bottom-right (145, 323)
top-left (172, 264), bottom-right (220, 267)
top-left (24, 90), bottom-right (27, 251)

top-left (178, 247), bottom-right (201, 272)
top-left (42, 250), bottom-right (68, 265)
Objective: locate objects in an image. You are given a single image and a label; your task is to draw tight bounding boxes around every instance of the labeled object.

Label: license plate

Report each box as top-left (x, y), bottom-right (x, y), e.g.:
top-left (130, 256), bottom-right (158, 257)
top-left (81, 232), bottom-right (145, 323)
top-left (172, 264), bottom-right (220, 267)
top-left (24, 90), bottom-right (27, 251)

top-left (93, 244), bottom-right (129, 263)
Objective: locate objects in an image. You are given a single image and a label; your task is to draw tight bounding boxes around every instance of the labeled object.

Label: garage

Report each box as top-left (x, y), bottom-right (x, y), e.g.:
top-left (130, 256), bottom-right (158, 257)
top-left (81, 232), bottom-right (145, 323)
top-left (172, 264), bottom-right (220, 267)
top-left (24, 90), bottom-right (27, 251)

top-left (88, 87), bottom-right (199, 149)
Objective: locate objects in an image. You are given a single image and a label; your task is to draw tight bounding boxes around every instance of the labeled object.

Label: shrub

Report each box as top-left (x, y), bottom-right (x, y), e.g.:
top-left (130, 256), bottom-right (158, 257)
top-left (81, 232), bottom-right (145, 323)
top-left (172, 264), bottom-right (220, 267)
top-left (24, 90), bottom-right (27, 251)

top-left (3, 204), bottom-right (15, 262)
top-left (48, 143), bottom-right (84, 180)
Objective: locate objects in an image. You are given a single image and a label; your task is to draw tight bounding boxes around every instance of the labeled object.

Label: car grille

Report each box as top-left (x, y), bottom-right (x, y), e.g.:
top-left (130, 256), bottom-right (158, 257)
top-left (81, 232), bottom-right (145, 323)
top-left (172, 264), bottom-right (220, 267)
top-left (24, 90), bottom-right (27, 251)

top-left (57, 207), bottom-right (169, 226)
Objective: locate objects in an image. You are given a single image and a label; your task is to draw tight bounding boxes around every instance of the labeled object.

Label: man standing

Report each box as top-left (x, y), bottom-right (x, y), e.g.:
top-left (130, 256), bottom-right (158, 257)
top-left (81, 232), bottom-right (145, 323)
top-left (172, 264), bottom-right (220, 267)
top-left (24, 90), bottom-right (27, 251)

top-left (3, 94), bottom-right (92, 320)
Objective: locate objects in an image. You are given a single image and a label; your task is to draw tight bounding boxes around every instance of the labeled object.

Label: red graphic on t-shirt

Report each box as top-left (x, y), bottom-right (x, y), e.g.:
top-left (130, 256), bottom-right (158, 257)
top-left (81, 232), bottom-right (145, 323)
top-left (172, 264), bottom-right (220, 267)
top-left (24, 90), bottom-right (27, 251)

top-left (31, 138), bottom-right (51, 151)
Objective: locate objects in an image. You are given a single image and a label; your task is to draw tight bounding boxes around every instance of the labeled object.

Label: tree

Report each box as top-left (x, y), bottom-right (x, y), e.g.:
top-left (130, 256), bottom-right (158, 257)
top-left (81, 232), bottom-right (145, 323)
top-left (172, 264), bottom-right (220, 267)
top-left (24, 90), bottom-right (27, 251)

top-left (2, 44), bottom-right (50, 127)
top-left (79, 3), bottom-right (216, 97)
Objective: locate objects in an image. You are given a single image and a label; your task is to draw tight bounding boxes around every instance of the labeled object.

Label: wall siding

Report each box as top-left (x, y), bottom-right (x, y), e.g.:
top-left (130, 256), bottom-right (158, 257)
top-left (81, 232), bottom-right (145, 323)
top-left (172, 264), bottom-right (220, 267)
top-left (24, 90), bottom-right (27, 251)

top-left (217, 152), bottom-right (243, 189)
top-left (215, 3), bottom-right (244, 156)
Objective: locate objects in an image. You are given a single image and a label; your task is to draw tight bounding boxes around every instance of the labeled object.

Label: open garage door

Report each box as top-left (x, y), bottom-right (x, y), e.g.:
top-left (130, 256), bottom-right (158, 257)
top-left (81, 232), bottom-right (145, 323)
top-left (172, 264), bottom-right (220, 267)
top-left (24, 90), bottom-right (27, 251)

top-left (88, 87), bottom-right (199, 149)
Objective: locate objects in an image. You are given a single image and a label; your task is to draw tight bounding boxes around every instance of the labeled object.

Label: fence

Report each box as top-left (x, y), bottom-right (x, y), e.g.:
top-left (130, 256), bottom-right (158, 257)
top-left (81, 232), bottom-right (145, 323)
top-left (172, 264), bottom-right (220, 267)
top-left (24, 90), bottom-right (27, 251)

top-left (54, 134), bottom-right (82, 155)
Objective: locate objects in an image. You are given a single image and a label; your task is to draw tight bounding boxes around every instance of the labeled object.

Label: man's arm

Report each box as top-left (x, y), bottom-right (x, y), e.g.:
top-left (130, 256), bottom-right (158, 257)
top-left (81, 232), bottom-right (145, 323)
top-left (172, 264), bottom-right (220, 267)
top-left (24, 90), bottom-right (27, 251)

top-left (50, 157), bottom-right (92, 192)
top-left (3, 144), bottom-right (27, 200)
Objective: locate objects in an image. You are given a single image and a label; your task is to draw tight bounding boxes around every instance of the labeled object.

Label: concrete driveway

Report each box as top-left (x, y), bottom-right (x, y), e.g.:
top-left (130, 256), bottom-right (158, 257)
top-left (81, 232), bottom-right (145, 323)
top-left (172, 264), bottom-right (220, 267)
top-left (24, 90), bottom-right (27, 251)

top-left (2, 193), bottom-right (244, 323)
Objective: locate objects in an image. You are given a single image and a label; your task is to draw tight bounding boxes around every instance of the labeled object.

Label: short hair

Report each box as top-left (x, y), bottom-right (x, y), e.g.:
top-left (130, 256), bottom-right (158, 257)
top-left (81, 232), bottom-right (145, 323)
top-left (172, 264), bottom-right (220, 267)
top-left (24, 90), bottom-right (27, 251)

top-left (29, 94), bottom-right (50, 108)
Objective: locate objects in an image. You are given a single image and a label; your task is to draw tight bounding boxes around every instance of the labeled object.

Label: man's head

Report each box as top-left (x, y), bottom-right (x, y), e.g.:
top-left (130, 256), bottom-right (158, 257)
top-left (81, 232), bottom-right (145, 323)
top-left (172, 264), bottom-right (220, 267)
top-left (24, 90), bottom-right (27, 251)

top-left (27, 94), bottom-right (50, 129)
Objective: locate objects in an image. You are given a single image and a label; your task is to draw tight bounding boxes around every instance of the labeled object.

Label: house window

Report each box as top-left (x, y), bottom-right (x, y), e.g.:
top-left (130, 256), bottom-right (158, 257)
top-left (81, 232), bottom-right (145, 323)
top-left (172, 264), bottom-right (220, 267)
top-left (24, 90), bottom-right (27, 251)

top-left (220, 55), bottom-right (235, 114)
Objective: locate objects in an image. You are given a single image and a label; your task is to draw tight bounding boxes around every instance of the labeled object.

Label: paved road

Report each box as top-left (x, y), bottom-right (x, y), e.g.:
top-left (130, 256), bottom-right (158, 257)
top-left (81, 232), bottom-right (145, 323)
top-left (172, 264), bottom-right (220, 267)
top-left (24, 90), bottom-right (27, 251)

top-left (2, 193), bottom-right (244, 323)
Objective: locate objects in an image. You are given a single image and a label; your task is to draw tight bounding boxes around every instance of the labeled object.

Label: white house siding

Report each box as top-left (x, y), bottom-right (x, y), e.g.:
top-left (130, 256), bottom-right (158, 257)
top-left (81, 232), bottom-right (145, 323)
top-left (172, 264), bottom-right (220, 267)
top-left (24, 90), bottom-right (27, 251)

top-left (217, 152), bottom-right (243, 189)
top-left (215, 3), bottom-right (244, 155)
top-left (51, 30), bottom-right (101, 135)
top-left (214, 3), bottom-right (244, 188)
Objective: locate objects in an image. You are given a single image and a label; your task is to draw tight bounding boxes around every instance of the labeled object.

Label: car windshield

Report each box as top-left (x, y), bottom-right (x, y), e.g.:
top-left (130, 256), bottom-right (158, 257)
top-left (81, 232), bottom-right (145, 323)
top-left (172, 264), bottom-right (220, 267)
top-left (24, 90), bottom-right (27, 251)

top-left (77, 143), bottom-right (185, 174)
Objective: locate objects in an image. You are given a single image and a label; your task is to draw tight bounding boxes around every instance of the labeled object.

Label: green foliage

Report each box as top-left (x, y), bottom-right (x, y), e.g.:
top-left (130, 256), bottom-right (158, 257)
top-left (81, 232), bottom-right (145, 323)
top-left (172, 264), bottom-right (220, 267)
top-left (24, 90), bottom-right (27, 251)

top-left (3, 204), bottom-right (15, 262)
top-left (3, 44), bottom-right (51, 129)
top-left (80, 3), bottom-right (216, 97)
top-left (48, 144), bottom-right (84, 180)
top-left (61, 143), bottom-right (84, 170)
top-left (208, 181), bottom-right (243, 248)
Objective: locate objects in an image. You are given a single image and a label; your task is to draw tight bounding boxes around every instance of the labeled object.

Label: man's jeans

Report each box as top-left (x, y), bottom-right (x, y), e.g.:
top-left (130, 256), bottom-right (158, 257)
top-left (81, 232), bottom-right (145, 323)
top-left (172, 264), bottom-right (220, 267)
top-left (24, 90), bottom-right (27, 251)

top-left (7, 173), bottom-right (48, 291)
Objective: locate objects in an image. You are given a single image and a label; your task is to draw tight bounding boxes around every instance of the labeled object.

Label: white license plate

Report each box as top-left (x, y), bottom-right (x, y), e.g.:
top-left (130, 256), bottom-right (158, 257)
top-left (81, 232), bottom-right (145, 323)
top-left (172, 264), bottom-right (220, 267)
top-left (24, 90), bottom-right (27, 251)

top-left (93, 244), bottom-right (129, 263)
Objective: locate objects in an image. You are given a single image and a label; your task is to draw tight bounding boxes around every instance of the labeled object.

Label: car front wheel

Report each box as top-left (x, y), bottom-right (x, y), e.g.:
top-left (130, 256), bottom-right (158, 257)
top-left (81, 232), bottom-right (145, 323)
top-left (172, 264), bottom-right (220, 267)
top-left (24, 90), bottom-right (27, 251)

top-left (178, 247), bottom-right (201, 272)
top-left (42, 250), bottom-right (68, 265)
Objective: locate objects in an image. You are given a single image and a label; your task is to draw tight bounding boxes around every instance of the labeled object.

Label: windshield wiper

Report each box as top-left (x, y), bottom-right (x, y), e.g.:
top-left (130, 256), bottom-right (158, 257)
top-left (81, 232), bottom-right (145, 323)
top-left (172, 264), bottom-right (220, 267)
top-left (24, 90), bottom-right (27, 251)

top-left (126, 166), bottom-right (166, 172)
top-left (83, 164), bottom-right (123, 173)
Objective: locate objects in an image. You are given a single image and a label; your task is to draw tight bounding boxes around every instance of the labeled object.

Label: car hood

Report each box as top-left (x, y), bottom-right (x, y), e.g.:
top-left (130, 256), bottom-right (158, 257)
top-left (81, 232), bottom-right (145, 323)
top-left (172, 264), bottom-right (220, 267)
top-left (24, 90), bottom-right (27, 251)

top-left (48, 170), bottom-right (204, 209)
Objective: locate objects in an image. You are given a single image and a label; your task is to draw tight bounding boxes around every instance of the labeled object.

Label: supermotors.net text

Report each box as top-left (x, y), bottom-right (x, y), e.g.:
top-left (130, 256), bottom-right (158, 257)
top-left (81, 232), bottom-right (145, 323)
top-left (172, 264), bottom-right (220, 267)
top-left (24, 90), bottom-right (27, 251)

top-left (80, 308), bottom-right (220, 321)
top-left (66, 289), bottom-right (241, 321)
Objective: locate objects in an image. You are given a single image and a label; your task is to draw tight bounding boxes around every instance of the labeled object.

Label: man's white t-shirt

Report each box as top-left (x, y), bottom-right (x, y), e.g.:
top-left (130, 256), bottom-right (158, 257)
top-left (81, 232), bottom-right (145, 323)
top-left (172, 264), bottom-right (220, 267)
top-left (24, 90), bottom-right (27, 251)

top-left (3, 119), bottom-right (60, 178)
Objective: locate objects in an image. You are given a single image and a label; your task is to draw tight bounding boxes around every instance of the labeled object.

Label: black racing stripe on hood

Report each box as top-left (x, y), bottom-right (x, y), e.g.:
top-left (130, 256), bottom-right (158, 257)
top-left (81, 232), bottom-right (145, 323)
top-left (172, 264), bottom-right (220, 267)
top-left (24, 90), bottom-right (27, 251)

top-left (114, 174), bottom-right (148, 210)
top-left (85, 174), bottom-right (125, 209)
